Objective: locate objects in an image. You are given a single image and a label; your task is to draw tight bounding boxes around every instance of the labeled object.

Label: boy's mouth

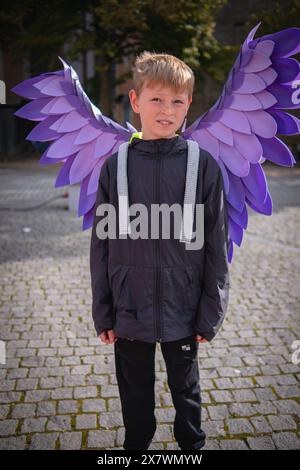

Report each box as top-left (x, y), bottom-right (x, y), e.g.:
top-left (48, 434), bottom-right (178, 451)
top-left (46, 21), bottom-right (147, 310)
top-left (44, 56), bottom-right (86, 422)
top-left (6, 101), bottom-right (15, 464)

top-left (157, 120), bottom-right (173, 126)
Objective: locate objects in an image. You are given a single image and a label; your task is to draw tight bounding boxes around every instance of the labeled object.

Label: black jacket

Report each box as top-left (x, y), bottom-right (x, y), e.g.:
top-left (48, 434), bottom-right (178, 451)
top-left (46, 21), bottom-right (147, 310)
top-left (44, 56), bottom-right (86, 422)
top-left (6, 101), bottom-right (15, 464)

top-left (90, 134), bottom-right (230, 343)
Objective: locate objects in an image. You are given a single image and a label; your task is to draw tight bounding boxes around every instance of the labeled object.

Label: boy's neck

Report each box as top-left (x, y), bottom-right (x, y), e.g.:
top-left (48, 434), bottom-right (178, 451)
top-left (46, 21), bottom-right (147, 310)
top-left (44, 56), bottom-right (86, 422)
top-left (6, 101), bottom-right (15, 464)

top-left (129, 131), bottom-right (179, 144)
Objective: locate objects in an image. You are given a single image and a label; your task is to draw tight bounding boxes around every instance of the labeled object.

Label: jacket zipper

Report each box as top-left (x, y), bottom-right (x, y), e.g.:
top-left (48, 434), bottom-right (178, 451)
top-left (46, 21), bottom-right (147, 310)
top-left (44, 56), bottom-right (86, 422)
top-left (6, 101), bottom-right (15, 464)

top-left (155, 145), bottom-right (162, 342)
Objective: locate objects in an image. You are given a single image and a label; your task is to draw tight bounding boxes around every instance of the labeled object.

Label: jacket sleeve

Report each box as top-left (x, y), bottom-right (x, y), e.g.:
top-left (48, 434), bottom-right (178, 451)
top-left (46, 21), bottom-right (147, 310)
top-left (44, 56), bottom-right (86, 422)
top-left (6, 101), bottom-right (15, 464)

top-left (195, 155), bottom-right (230, 342)
top-left (90, 160), bottom-right (114, 336)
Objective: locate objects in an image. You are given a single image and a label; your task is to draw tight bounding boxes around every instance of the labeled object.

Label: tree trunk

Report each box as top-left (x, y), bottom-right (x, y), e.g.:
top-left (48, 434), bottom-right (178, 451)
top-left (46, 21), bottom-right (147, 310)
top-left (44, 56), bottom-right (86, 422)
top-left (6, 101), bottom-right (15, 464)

top-left (95, 53), bottom-right (114, 119)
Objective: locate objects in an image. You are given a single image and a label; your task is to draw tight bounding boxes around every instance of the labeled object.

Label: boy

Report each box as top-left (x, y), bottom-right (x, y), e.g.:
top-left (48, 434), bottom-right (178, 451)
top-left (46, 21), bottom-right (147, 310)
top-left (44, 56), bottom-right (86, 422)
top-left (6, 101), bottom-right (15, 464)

top-left (90, 51), bottom-right (230, 450)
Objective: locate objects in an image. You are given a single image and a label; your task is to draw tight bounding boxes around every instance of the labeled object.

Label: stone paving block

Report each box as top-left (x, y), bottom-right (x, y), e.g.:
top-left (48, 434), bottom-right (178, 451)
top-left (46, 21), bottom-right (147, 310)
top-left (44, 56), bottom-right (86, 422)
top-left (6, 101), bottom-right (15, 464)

top-left (24, 390), bottom-right (51, 402)
top-left (0, 419), bottom-right (18, 436)
top-left (7, 369), bottom-right (28, 379)
top-left (107, 398), bottom-right (122, 412)
top-left (0, 405), bottom-right (10, 420)
top-left (202, 420), bottom-right (226, 438)
top-left (63, 375), bottom-right (86, 387)
top-left (254, 388), bottom-right (278, 402)
top-left (87, 429), bottom-right (116, 449)
top-left (51, 388), bottom-right (73, 400)
top-left (234, 388), bottom-right (258, 402)
top-left (0, 380), bottom-right (16, 392)
top-left (76, 414), bottom-right (97, 429)
top-left (57, 400), bottom-right (78, 414)
top-left (1, 164), bottom-right (300, 450)
top-left (153, 424), bottom-right (173, 442)
top-left (39, 377), bottom-right (63, 389)
top-left (229, 403), bottom-right (256, 417)
top-left (59, 431), bottom-right (82, 450)
top-left (272, 432), bottom-right (300, 450)
top-left (253, 402), bottom-right (277, 415)
top-left (268, 414), bottom-right (297, 431)
top-left (74, 386), bottom-right (98, 399)
top-left (207, 405), bottom-right (229, 420)
top-left (250, 416), bottom-right (272, 433)
top-left (210, 390), bottom-right (235, 403)
top-left (11, 403), bottom-right (36, 419)
top-left (29, 433), bottom-right (59, 450)
top-left (273, 399), bottom-right (300, 416)
top-left (247, 436), bottom-right (276, 450)
top-left (274, 386), bottom-right (300, 399)
top-left (36, 401), bottom-right (57, 416)
top-left (201, 439), bottom-right (221, 450)
top-left (21, 417), bottom-right (47, 433)
top-left (226, 418), bottom-right (254, 435)
top-left (46, 415), bottom-right (72, 431)
top-left (0, 436), bottom-right (27, 449)
top-left (81, 398), bottom-right (106, 413)
top-left (16, 378), bottom-right (38, 391)
top-left (219, 439), bottom-right (249, 450)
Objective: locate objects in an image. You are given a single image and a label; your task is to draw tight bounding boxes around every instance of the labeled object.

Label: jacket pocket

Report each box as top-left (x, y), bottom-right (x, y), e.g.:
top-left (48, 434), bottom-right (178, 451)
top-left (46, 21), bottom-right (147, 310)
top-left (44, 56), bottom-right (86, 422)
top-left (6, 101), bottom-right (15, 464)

top-left (184, 266), bottom-right (202, 310)
top-left (114, 265), bottom-right (154, 332)
top-left (162, 266), bottom-right (202, 314)
top-left (109, 265), bottom-right (130, 310)
top-left (122, 266), bottom-right (154, 312)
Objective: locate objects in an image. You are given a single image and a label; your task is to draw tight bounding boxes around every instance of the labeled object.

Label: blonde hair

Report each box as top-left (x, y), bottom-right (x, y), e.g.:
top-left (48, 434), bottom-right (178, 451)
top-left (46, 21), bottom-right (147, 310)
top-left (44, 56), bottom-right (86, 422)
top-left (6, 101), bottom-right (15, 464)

top-left (132, 51), bottom-right (195, 99)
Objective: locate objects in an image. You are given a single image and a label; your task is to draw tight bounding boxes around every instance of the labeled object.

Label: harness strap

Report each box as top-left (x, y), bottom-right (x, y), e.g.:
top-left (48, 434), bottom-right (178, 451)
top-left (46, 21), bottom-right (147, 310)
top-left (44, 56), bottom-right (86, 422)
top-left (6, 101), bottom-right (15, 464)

top-left (117, 139), bottom-right (200, 243)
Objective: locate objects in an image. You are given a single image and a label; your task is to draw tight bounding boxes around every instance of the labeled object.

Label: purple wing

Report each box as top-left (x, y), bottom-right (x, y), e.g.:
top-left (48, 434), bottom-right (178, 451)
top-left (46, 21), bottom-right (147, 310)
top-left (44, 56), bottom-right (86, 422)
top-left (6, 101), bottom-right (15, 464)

top-left (182, 23), bottom-right (300, 264)
top-left (11, 57), bottom-right (137, 230)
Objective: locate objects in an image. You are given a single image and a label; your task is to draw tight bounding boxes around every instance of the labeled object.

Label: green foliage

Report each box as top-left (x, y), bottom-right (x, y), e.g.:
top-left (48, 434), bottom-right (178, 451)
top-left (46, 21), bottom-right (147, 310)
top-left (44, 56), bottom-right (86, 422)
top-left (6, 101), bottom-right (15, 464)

top-left (246, 0), bottom-right (300, 33)
top-left (2, 0), bottom-right (230, 87)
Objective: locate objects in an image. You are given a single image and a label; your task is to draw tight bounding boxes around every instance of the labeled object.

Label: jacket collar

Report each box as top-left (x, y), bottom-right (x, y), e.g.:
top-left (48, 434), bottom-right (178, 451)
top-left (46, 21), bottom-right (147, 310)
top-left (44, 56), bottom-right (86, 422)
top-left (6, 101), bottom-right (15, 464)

top-left (129, 131), bottom-right (187, 156)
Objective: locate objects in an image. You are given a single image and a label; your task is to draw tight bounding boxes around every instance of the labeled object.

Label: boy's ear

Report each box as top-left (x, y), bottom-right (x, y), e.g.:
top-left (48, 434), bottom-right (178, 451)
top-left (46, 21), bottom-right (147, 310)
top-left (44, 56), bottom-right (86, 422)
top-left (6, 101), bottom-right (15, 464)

top-left (128, 89), bottom-right (139, 114)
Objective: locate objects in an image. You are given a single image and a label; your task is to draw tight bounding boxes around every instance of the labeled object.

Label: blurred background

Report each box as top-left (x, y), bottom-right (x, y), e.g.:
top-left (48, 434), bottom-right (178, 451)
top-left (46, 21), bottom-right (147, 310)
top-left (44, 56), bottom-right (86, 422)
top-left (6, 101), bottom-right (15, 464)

top-left (1, 0), bottom-right (300, 160)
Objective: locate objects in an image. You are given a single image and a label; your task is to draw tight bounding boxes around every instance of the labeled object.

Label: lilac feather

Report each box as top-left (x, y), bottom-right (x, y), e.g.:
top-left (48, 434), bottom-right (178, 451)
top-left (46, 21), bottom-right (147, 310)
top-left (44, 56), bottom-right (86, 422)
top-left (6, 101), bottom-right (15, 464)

top-left (242, 163), bottom-right (268, 202)
top-left (268, 108), bottom-right (300, 135)
top-left (26, 116), bottom-right (61, 141)
top-left (227, 203), bottom-right (248, 230)
top-left (78, 174), bottom-right (97, 217)
top-left (183, 23), bottom-right (299, 263)
top-left (14, 98), bottom-right (54, 121)
top-left (228, 218), bottom-right (244, 246)
top-left (12, 56), bottom-right (132, 232)
top-left (55, 154), bottom-right (77, 187)
top-left (273, 58), bottom-right (300, 83)
top-left (82, 205), bottom-right (95, 231)
top-left (259, 136), bottom-right (295, 166)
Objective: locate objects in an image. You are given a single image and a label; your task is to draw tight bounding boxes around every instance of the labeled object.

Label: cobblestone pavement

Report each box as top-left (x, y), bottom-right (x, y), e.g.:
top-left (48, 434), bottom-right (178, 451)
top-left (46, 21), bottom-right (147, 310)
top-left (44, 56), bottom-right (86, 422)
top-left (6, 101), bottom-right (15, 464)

top-left (0, 159), bottom-right (299, 450)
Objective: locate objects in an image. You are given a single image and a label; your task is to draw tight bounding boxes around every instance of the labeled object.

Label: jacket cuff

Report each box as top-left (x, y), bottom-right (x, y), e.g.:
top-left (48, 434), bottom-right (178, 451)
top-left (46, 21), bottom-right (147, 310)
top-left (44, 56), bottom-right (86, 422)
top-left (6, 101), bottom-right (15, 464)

top-left (195, 281), bottom-right (230, 342)
top-left (195, 330), bottom-right (215, 342)
top-left (96, 326), bottom-right (112, 336)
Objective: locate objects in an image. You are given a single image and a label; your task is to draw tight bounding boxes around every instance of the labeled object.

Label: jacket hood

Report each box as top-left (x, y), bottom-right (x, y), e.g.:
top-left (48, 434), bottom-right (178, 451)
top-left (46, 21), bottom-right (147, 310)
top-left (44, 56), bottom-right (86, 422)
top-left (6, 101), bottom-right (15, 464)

top-left (129, 133), bottom-right (187, 157)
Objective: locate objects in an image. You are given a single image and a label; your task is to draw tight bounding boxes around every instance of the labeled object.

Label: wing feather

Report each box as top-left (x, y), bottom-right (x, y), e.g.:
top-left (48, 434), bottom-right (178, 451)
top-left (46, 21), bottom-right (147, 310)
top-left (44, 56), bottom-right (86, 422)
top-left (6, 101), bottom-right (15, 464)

top-left (11, 57), bottom-right (137, 229)
top-left (183, 24), bottom-right (300, 262)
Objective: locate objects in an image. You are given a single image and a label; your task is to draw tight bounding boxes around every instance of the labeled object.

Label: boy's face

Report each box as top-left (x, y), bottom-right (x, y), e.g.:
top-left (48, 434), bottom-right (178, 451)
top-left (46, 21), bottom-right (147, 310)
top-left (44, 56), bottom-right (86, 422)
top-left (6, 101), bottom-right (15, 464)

top-left (129, 81), bottom-right (192, 140)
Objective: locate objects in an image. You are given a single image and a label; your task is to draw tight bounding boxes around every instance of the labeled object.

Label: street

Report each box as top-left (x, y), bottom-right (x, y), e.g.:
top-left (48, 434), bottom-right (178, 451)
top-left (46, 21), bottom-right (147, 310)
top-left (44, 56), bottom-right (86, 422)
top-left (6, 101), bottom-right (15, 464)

top-left (0, 159), bottom-right (299, 450)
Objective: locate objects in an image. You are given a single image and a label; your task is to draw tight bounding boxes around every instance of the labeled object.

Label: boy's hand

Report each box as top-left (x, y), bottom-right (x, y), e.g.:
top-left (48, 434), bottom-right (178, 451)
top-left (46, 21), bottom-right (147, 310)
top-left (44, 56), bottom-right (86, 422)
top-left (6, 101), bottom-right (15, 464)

top-left (196, 334), bottom-right (208, 343)
top-left (99, 329), bottom-right (118, 344)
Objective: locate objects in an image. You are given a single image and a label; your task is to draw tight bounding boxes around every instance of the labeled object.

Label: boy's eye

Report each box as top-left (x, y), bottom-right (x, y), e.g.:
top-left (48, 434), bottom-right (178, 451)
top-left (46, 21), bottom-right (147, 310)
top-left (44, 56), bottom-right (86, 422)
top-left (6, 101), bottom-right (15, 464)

top-left (151, 98), bottom-right (183, 104)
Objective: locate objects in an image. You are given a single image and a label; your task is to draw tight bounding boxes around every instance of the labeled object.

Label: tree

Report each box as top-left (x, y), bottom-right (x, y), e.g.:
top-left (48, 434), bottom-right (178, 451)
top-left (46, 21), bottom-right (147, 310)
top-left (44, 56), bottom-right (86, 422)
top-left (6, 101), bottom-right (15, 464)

top-left (2, 0), bottom-right (229, 117)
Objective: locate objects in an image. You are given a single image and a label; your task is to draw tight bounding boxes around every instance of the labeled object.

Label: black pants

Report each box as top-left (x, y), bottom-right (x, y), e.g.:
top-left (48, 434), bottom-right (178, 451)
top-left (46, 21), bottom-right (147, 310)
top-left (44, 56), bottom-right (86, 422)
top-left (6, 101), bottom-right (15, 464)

top-left (114, 334), bottom-right (206, 450)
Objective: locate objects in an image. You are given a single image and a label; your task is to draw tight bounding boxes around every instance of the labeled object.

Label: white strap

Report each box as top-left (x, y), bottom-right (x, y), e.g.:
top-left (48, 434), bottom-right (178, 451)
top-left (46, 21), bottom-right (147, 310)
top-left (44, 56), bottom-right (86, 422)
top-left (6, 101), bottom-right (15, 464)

top-left (117, 139), bottom-right (200, 243)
